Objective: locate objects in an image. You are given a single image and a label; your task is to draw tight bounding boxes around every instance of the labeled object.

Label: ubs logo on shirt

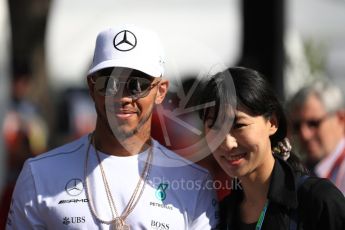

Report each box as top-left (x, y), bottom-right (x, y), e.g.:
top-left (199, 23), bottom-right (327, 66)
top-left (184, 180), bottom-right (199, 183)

top-left (62, 216), bottom-right (86, 225)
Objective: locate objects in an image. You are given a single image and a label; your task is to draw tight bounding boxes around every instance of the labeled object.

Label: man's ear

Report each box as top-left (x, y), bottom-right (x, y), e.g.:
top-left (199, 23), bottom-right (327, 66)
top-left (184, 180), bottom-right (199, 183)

top-left (336, 109), bottom-right (345, 120)
top-left (268, 114), bottom-right (279, 136)
top-left (87, 76), bottom-right (96, 101)
top-left (335, 109), bottom-right (345, 126)
top-left (155, 79), bottom-right (169, 105)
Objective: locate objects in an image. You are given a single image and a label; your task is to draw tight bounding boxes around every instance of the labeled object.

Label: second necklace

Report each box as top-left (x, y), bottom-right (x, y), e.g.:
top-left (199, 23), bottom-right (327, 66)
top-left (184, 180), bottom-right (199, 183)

top-left (84, 134), bottom-right (153, 230)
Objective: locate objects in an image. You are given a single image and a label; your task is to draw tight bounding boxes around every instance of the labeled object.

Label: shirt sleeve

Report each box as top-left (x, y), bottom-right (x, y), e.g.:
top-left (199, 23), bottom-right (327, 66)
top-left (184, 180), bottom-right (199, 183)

top-left (189, 174), bottom-right (219, 230)
top-left (6, 160), bottom-right (46, 229)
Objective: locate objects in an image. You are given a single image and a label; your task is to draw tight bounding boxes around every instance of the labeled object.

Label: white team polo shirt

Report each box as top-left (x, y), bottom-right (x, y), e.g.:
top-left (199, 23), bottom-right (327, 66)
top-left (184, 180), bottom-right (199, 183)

top-left (7, 135), bottom-right (218, 229)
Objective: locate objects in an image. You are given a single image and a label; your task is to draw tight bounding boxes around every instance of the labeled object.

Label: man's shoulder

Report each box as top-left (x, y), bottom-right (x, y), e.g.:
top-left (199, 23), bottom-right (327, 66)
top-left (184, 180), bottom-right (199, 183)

top-left (27, 135), bottom-right (88, 165)
top-left (152, 139), bottom-right (210, 176)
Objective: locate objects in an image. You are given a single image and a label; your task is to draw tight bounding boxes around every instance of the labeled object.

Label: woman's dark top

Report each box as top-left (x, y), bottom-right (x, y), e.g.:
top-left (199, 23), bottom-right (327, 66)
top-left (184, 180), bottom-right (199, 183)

top-left (218, 158), bottom-right (345, 230)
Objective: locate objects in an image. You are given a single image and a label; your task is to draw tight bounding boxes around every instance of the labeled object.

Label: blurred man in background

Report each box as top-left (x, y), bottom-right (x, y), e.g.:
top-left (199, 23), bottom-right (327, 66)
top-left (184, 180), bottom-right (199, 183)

top-left (288, 80), bottom-right (345, 194)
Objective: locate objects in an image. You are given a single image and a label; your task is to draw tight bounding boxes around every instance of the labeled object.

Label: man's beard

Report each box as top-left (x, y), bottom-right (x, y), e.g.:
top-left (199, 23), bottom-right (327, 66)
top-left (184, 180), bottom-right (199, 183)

top-left (116, 108), bottom-right (153, 139)
top-left (104, 104), bottom-right (154, 140)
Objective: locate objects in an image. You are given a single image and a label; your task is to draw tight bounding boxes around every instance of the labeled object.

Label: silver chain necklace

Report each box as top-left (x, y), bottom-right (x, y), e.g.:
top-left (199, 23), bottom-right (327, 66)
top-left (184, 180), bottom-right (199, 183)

top-left (84, 133), bottom-right (153, 229)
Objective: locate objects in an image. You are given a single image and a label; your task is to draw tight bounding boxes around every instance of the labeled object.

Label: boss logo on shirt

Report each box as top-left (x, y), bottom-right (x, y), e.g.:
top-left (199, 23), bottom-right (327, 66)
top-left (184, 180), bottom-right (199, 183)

top-left (151, 220), bottom-right (170, 229)
top-left (62, 216), bottom-right (86, 225)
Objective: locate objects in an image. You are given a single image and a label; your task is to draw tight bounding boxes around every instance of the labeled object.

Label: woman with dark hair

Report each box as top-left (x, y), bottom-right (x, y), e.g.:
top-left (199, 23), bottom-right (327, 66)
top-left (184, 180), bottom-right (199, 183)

top-left (200, 67), bottom-right (345, 230)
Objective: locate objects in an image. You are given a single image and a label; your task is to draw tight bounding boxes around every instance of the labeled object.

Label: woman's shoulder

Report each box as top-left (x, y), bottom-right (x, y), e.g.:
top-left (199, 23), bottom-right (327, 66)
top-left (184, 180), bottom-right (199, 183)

top-left (298, 176), bottom-right (345, 229)
top-left (299, 176), bottom-right (344, 202)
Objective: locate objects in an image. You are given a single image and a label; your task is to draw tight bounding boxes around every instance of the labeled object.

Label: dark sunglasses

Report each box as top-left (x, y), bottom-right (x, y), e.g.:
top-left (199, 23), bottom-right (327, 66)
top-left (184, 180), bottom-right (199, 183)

top-left (90, 75), bottom-right (161, 99)
top-left (292, 115), bottom-right (329, 132)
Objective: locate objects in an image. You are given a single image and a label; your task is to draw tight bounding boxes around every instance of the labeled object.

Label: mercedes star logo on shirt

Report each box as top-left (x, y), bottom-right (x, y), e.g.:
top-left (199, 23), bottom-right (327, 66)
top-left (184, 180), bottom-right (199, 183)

top-left (65, 178), bottom-right (84, 196)
top-left (113, 30), bottom-right (137, 51)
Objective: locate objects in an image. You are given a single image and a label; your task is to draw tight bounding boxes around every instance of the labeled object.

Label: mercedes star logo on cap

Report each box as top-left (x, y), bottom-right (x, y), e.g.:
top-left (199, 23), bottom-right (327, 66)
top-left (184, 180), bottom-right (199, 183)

top-left (113, 30), bottom-right (137, 51)
top-left (65, 178), bottom-right (84, 196)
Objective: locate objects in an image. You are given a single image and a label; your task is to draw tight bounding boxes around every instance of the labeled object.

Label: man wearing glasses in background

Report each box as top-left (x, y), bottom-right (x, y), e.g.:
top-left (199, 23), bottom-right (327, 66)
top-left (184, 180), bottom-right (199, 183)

top-left (288, 80), bottom-right (345, 194)
top-left (7, 25), bottom-right (218, 229)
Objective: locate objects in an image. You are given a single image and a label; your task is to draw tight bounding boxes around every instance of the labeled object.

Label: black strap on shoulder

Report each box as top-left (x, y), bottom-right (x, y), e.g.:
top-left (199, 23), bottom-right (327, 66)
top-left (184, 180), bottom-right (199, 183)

top-left (289, 175), bottom-right (310, 230)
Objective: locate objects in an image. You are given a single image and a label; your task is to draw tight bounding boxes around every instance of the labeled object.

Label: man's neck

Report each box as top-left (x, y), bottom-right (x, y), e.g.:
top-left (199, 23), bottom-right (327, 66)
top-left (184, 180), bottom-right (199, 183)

top-left (93, 124), bottom-right (151, 156)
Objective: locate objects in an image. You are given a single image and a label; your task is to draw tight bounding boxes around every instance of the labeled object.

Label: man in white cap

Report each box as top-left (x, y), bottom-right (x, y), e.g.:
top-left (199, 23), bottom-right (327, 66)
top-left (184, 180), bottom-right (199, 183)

top-left (7, 25), bottom-right (219, 229)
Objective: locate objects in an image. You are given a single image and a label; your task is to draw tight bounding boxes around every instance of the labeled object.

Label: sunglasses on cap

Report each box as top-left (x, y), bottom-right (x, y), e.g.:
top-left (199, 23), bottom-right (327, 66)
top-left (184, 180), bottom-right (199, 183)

top-left (292, 114), bottom-right (330, 133)
top-left (90, 75), bottom-right (161, 99)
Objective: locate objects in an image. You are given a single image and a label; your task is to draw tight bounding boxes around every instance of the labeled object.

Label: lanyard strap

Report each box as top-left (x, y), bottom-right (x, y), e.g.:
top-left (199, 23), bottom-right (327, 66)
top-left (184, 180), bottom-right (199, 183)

top-left (255, 200), bottom-right (269, 230)
top-left (326, 147), bottom-right (345, 179)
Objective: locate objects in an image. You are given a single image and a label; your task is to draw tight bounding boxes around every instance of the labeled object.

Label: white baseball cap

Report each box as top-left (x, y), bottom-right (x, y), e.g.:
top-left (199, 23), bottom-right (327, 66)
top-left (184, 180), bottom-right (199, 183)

top-left (88, 25), bottom-right (165, 77)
